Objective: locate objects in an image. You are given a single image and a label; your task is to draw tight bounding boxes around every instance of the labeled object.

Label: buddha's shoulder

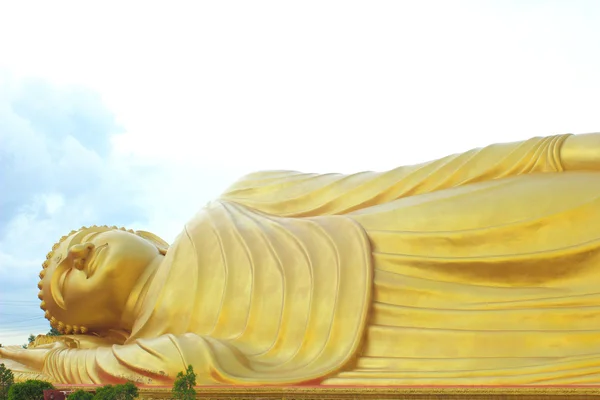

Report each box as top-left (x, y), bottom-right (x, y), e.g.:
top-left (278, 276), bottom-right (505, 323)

top-left (180, 200), bottom-right (243, 238)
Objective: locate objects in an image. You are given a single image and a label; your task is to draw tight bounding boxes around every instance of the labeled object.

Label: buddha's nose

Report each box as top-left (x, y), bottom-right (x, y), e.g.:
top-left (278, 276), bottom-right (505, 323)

top-left (68, 243), bottom-right (95, 270)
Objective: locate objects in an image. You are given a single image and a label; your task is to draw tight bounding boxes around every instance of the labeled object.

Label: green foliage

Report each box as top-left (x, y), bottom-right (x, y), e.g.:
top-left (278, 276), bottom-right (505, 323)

top-left (113, 382), bottom-right (138, 400)
top-left (67, 389), bottom-right (94, 400)
top-left (91, 385), bottom-right (114, 400)
top-left (47, 327), bottom-right (62, 337)
top-left (24, 334), bottom-right (36, 349)
top-left (92, 382), bottom-right (138, 400)
top-left (172, 365), bottom-right (196, 400)
top-left (0, 364), bottom-right (14, 400)
top-left (7, 379), bottom-right (54, 400)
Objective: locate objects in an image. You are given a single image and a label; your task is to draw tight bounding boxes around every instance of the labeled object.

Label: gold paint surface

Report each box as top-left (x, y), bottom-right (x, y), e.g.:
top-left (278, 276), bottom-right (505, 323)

top-left (4, 132), bottom-right (600, 387)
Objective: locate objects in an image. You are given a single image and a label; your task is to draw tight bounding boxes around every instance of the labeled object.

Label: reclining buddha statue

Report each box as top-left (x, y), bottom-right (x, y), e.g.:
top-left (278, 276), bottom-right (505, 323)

top-left (3, 132), bottom-right (600, 386)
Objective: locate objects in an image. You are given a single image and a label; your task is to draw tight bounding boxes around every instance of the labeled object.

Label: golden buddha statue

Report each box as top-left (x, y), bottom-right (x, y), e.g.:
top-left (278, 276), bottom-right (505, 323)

top-left (2, 132), bottom-right (600, 386)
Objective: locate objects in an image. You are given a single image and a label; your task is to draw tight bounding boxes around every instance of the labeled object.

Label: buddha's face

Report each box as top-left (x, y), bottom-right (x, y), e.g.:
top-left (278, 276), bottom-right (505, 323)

top-left (41, 227), bottom-right (163, 331)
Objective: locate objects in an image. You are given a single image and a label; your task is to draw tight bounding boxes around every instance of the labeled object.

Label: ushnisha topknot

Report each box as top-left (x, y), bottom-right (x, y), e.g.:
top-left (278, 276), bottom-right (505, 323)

top-left (39, 225), bottom-right (169, 335)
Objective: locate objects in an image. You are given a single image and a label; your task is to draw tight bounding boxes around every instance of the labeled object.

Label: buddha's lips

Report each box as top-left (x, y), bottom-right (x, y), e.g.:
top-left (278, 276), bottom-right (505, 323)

top-left (85, 244), bottom-right (107, 278)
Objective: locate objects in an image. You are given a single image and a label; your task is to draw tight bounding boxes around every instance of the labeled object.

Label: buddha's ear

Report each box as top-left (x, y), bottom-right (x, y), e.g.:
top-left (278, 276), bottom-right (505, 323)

top-left (135, 230), bottom-right (169, 255)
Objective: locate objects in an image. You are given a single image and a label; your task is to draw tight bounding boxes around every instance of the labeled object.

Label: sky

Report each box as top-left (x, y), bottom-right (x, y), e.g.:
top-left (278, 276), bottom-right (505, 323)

top-left (1, 0), bottom-right (600, 346)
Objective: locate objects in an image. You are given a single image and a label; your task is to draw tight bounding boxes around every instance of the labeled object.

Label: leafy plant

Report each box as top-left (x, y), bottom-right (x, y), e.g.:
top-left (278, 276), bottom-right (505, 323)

top-left (0, 364), bottom-right (14, 400)
top-left (172, 365), bottom-right (197, 400)
top-left (23, 334), bottom-right (37, 349)
top-left (47, 327), bottom-right (62, 337)
top-left (67, 389), bottom-right (94, 400)
top-left (7, 379), bottom-right (54, 400)
top-left (92, 382), bottom-right (138, 400)
top-left (91, 385), bottom-right (114, 400)
top-left (113, 382), bottom-right (138, 400)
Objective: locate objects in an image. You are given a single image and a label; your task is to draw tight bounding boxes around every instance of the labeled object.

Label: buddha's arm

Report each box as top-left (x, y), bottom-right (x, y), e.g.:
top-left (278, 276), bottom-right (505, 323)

top-left (221, 134), bottom-right (586, 217)
top-left (41, 330), bottom-right (354, 386)
top-left (42, 333), bottom-right (320, 385)
top-left (0, 356), bottom-right (53, 382)
top-left (40, 334), bottom-right (223, 385)
top-left (0, 335), bottom-right (120, 383)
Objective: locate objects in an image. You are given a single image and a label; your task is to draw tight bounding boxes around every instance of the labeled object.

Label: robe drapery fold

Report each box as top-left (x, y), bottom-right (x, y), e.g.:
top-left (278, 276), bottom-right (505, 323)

top-left (43, 201), bottom-right (373, 385)
top-left (32, 133), bottom-right (600, 385)
top-left (325, 171), bottom-right (600, 385)
top-left (219, 133), bottom-right (600, 384)
top-left (220, 134), bottom-right (571, 217)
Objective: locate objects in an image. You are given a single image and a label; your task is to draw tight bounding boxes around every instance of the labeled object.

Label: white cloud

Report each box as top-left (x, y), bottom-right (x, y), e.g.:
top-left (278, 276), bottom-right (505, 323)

top-left (42, 194), bottom-right (65, 216)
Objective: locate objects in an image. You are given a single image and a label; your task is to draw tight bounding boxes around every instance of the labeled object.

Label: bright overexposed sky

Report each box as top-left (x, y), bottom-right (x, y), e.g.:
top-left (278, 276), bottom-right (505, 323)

top-left (1, 0), bottom-right (599, 345)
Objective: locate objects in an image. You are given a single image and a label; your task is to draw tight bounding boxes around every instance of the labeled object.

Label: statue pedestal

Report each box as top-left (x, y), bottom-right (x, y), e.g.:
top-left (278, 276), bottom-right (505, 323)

top-left (43, 390), bottom-right (66, 400)
top-left (55, 385), bottom-right (600, 399)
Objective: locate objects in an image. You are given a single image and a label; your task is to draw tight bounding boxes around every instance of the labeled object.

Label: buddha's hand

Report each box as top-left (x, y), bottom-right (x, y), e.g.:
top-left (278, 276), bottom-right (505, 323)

top-left (561, 133), bottom-right (600, 170)
top-left (0, 341), bottom-right (66, 371)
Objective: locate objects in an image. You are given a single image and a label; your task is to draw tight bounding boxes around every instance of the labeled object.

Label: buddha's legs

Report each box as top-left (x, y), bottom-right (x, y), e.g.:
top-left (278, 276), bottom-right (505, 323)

top-left (327, 171), bottom-right (600, 385)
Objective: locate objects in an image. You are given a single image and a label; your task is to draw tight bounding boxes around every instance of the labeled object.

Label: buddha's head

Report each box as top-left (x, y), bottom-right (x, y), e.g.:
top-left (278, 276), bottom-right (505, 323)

top-left (38, 226), bottom-right (169, 335)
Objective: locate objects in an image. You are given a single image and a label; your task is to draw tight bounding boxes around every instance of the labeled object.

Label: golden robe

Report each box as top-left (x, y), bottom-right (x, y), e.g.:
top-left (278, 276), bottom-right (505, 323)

top-left (35, 134), bottom-right (600, 384)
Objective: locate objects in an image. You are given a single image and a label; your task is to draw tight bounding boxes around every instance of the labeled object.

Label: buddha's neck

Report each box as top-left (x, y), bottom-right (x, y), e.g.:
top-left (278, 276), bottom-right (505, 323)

top-left (120, 255), bottom-right (163, 332)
